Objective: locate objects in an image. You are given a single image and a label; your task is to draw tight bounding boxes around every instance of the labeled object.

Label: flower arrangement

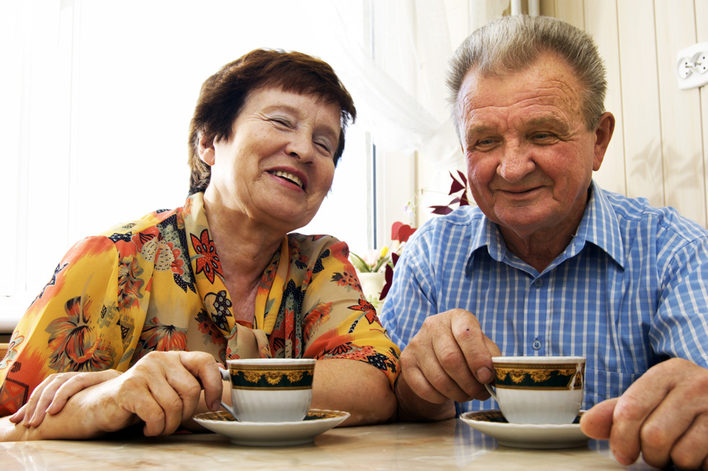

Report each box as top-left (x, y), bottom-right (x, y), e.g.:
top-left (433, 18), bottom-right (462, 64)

top-left (350, 220), bottom-right (416, 306)
top-left (349, 246), bottom-right (391, 274)
top-left (351, 172), bottom-right (470, 306)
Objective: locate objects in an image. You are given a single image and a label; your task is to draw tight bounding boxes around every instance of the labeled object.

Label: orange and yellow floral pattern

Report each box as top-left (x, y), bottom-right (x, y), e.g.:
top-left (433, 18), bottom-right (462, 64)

top-left (0, 193), bottom-right (399, 415)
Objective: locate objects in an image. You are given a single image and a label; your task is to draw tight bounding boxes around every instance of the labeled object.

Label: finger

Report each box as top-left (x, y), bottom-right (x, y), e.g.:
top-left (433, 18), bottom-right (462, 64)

top-left (634, 368), bottom-right (708, 469)
top-left (609, 368), bottom-right (674, 466)
top-left (411, 316), bottom-right (473, 402)
top-left (177, 351), bottom-right (222, 411)
top-left (117, 374), bottom-right (170, 437)
top-left (661, 413), bottom-right (708, 471)
top-left (163, 365), bottom-right (203, 424)
top-left (28, 374), bottom-right (75, 427)
top-left (399, 352), bottom-right (451, 404)
top-left (9, 404), bottom-right (27, 424)
top-left (429, 332), bottom-right (478, 401)
top-left (449, 311), bottom-right (496, 385)
top-left (22, 376), bottom-right (58, 426)
top-left (580, 397), bottom-right (618, 439)
top-left (47, 370), bottom-right (120, 415)
top-left (146, 377), bottom-right (185, 436)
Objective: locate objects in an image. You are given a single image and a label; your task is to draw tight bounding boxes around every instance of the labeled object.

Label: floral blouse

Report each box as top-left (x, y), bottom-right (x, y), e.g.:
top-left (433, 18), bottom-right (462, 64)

top-left (0, 193), bottom-right (399, 415)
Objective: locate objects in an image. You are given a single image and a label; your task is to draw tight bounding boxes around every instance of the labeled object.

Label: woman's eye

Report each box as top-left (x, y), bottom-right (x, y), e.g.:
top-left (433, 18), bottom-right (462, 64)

top-left (271, 117), bottom-right (293, 128)
top-left (314, 140), bottom-right (333, 155)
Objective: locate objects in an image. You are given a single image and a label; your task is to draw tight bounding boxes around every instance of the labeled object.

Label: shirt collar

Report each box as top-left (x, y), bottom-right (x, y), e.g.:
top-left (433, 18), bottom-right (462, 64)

top-left (466, 181), bottom-right (626, 272)
top-left (574, 181), bottom-right (625, 268)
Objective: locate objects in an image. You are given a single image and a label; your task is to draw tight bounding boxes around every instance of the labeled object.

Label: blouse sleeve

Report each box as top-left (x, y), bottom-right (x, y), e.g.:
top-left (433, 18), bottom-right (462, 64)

top-left (0, 235), bottom-right (149, 415)
top-left (298, 236), bottom-right (400, 387)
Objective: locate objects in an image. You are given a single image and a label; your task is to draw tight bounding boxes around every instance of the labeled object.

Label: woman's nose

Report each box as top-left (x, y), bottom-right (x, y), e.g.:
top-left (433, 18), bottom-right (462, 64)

top-left (285, 131), bottom-right (315, 161)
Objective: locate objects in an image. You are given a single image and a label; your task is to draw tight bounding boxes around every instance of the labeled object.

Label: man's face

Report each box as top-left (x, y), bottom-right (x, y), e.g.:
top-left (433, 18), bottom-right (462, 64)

top-left (457, 52), bottom-right (608, 242)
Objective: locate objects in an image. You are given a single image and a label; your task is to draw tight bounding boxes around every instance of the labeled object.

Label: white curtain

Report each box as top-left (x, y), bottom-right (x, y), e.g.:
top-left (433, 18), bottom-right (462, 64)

top-left (0, 0), bottom-right (507, 329)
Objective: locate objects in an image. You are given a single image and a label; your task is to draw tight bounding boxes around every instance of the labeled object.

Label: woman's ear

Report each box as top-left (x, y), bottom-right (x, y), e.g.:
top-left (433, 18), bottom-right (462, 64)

top-left (197, 132), bottom-right (216, 166)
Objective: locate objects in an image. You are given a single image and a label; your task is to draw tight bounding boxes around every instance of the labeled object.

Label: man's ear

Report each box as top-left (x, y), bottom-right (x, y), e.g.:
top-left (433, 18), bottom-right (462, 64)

top-left (592, 112), bottom-right (615, 171)
top-left (197, 132), bottom-right (216, 166)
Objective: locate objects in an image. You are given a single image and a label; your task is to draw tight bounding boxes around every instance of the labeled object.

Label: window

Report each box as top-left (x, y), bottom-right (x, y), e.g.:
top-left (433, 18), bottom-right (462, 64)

top-left (2, 0), bottom-right (467, 330)
top-left (0, 0), bottom-right (383, 328)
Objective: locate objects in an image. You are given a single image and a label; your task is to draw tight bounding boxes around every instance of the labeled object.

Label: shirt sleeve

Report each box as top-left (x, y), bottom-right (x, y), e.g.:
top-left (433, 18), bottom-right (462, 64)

top-left (379, 226), bottom-right (440, 350)
top-left (0, 236), bottom-right (147, 415)
top-left (652, 231), bottom-right (708, 367)
top-left (298, 237), bottom-right (400, 387)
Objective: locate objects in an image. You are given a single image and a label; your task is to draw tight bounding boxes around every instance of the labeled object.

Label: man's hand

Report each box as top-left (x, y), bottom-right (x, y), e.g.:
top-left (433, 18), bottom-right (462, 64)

top-left (580, 358), bottom-right (708, 470)
top-left (396, 309), bottom-right (500, 420)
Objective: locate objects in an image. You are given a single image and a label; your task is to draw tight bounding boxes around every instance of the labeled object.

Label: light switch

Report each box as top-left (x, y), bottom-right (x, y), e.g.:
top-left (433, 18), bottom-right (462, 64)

top-left (676, 42), bottom-right (708, 90)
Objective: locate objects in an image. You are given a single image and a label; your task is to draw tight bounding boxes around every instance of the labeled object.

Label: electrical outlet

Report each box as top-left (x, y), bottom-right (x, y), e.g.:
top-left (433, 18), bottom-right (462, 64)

top-left (694, 51), bottom-right (708, 74)
top-left (676, 42), bottom-right (708, 90)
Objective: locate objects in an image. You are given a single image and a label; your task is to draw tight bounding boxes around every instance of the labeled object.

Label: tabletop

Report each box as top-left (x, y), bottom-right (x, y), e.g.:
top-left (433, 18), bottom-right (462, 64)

top-left (0, 418), bottom-right (656, 471)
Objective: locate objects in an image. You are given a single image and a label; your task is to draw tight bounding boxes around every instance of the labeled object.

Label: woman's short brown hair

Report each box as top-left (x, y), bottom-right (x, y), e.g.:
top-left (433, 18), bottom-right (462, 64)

top-left (188, 49), bottom-right (357, 195)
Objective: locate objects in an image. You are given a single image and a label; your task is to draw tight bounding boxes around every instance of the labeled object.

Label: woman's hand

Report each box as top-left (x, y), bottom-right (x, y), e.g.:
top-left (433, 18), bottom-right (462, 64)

top-left (88, 351), bottom-right (223, 437)
top-left (9, 370), bottom-right (120, 427)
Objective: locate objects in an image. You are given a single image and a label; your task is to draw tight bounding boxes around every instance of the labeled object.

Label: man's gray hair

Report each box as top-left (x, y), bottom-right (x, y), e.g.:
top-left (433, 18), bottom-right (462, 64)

top-left (448, 15), bottom-right (607, 136)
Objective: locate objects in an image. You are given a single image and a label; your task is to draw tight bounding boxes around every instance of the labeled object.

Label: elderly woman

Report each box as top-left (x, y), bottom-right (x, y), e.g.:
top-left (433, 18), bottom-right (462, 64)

top-left (0, 49), bottom-right (399, 440)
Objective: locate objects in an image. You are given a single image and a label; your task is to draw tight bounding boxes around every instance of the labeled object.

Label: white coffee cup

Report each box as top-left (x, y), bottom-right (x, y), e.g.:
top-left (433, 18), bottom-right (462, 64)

top-left (484, 355), bottom-right (585, 424)
top-left (219, 358), bottom-right (315, 422)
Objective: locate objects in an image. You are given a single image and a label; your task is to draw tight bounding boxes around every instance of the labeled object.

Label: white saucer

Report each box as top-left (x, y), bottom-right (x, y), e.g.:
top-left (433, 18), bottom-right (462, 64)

top-left (193, 409), bottom-right (350, 446)
top-left (460, 410), bottom-right (588, 449)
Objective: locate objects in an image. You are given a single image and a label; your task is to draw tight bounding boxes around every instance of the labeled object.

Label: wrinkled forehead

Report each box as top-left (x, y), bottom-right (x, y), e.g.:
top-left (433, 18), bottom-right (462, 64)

top-left (455, 54), bottom-right (585, 129)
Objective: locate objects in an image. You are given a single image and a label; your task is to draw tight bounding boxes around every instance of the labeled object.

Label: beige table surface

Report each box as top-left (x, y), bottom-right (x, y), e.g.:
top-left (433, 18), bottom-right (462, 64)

top-left (0, 419), bottom-right (656, 470)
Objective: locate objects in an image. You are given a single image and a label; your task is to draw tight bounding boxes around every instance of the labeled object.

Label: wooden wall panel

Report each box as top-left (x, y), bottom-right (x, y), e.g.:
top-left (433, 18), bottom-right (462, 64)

top-left (567, 0), bottom-right (708, 226)
top-left (654, 0), bottom-right (706, 225)
top-left (585, 0), bottom-right (627, 195)
top-left (615, 0), bottom-right (665, 206)
top-left (420, 0), bottom-right (708, 229)
top-left (697, 0), bottom-right (708, 224)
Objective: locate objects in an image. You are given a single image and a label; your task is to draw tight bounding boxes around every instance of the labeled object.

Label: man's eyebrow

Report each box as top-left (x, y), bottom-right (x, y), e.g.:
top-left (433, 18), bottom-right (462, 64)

top-left (524, 116), bottom-right (571, 133)
top-left (464, 124), bottom-right (497, 143)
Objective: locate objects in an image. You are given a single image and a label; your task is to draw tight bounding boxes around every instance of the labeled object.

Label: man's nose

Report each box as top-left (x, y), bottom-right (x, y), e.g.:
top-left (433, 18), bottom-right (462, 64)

top-left (497, 142), bottom-right (534, 182)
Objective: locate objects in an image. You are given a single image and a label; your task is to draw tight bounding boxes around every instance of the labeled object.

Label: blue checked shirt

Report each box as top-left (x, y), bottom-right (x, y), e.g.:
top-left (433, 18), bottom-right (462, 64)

top-left (380, 181), bottom-right (708, 416)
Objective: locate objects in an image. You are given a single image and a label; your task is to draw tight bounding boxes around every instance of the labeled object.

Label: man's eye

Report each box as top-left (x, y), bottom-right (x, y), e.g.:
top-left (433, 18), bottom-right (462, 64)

top-left (530, 132), bottom-right (558, 143)
top-left (472, 138), bottom-right (498, 151)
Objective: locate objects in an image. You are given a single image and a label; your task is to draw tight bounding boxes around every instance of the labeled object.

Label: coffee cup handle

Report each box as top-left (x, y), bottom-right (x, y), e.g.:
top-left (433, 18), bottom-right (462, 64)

top-left (219, 366), bottom-right (229, 381)
top-left (218, 366), bottom-right (237, 419)
top-left (484, 383), bottom-right (499, 402)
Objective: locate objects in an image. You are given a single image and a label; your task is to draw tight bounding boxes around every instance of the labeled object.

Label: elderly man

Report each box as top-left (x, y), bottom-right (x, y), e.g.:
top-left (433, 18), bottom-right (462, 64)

top-left (381, 15), bottom-right (708, 470)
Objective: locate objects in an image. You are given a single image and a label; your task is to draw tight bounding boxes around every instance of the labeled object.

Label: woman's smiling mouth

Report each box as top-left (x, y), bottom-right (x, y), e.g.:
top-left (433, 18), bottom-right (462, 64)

top-left (268, 170), bottom-right (305, 190)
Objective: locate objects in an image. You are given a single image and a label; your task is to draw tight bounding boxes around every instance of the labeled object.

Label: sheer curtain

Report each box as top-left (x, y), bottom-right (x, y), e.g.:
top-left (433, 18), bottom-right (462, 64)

top-left (328, 0), bottom-right (508, 233)
top-left (0, 0), bottom-right (506, 329)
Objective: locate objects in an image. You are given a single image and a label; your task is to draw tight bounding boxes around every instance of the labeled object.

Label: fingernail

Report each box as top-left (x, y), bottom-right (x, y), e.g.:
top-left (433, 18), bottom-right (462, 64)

top-left (476, 367), bottom-right (493, 383)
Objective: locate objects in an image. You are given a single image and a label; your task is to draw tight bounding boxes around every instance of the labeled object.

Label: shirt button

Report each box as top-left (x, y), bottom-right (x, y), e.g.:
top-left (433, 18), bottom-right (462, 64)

top-left (532, 339), bottom-right (542, 350)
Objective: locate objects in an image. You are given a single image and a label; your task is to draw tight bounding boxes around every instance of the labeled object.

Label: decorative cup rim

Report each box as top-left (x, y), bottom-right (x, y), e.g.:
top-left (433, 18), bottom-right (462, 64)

top-left (492, 356), bottom-right (585, 364)
top-left (226, 358), bottom-right (316, 367)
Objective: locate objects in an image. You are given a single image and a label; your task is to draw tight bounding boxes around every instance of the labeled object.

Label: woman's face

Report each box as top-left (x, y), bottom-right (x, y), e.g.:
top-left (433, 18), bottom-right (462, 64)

top-left (201, 87), bottom-right (341, 233)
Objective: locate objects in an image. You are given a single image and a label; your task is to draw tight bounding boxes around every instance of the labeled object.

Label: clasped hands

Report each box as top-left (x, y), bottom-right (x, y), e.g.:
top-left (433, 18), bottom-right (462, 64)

top-left (398, 309), bottom-right (708, 470)
top-left (9, 351), bottom-right (224, 438)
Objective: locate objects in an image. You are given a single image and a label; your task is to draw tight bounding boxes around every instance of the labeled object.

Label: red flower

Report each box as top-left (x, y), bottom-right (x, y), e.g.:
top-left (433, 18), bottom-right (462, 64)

top-left (191, 229), bottom-right (222, 283)
top-left (391, 221), bottom-right (416, 243)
